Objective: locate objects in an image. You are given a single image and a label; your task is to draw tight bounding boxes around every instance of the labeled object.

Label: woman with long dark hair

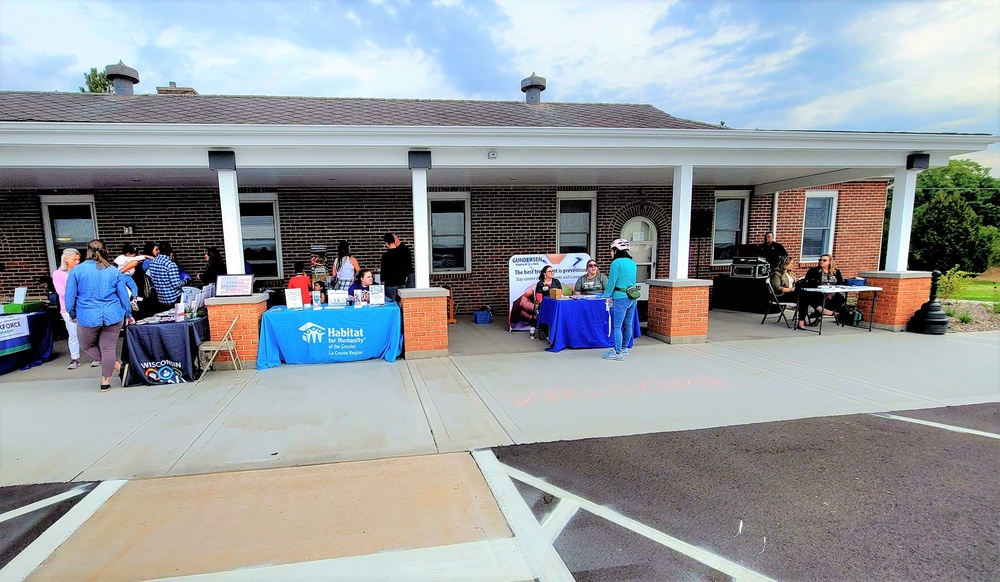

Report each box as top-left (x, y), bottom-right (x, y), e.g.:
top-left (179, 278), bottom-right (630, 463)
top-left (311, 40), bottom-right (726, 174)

top-left (603, 239), bottom-right (638, 361)
top-left (529, 265), bottom-right (563, 339)
top-left (200, 247), bottom-right (226, 286)
top-left (65, 239), bottom-right (132, 391)
top-left (334, 240), bottom-right (360, 291)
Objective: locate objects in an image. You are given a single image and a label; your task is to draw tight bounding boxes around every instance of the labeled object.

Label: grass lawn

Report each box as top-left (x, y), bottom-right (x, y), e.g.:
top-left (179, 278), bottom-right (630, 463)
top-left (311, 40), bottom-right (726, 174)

top-left (950, 279), bottom-right (1000, 301)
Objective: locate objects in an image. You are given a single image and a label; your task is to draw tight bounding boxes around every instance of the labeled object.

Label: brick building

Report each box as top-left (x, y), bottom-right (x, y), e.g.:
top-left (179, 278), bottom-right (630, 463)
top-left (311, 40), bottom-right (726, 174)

top-left (1, 65), bottom-right (996, 349)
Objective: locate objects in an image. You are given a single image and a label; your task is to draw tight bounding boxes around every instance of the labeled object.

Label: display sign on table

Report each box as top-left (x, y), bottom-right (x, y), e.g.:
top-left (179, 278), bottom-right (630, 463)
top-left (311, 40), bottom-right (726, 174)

top-left (0, 314), bottom-right (30, 355)
top-left (369, 284), bottom-right (385, 306)
top-left (13, 287), bottom-right (27, 304)
top-left (285, 288), bottom-right (303, 309)
top-left (215, 275), bottom-right (254, 297)
top-left (507, 253), bottom-right (590, 331)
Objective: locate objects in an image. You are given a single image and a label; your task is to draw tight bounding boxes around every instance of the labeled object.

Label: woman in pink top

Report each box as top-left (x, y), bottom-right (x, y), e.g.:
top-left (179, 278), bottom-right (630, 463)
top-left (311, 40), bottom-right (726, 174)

top-left (52, 248), bottom-right (82, 369)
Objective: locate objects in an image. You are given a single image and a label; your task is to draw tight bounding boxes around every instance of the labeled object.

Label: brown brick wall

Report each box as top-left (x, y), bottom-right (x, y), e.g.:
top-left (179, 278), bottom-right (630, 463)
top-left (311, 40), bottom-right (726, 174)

top-left (647, 285), bottom-right (710, 339)
top-left (856, 276), bottom-right (930, 328)
top-left (400, 295), bottom-right (449, 352)
top-left (0, 180), bottom-right (887, 315)
top-left (206, 299), bottom-right (267, 363)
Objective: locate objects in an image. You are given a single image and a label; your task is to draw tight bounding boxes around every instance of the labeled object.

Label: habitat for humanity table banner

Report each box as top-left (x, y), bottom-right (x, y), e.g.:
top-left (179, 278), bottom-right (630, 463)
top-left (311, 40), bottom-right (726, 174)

top-left (0, 315), bottom-right (30, 357)
top-left (508, 253), bottom-right (590, 331)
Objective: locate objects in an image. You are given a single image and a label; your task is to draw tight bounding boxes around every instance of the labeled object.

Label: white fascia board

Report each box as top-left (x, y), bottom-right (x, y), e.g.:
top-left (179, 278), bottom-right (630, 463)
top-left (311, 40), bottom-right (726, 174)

top-left (1, 122), bottom-right (996, 154)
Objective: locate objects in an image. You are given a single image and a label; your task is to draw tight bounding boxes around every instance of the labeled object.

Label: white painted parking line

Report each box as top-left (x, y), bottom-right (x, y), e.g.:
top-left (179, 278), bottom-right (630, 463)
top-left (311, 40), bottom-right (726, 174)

top-left (0, 485), bottom-right (89, 524)
top-left (872, 413), bottom-right (1000, 440)
top-left (146, 538), bottom-right (532, 582)
top-left (472, 450), bottom-right (574, 581)
top-left (0, 480), bottom-right (126, 582)
top-left (498, 461), bottom-right (775, 582)
top-left (540, 499), bottom-right (580, 544)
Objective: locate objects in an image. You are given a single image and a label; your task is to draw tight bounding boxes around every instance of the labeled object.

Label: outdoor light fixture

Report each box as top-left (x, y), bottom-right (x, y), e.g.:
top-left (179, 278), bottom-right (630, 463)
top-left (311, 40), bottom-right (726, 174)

top-left (487, 150), bottom-right (498, 159)
top-left (906, 153), bottom-right (930, 170)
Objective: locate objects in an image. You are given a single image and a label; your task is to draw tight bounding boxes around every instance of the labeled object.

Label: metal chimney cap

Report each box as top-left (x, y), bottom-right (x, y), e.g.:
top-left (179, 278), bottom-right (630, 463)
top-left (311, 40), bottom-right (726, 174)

top-left (520, 72), bottom-right (546, 93)
top-left (105, 61), bottom-right (139, 84)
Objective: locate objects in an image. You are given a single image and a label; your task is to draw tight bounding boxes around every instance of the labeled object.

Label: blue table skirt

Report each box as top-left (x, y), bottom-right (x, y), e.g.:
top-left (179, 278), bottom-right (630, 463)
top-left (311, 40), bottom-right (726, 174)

top-left (537, 298), bottom-right (640, 352)
top-left (257, 303), bottom-right (403, 369)
top-left (0, 311), bottom-right (54, 375)
top-left (123, 317), bottom-right (211, 386)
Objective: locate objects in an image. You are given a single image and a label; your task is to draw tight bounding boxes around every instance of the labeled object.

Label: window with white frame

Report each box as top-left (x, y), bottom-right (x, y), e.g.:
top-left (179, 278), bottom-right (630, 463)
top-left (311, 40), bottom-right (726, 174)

top-left (801, 190), bottom-right (838, 260)
top-left (557, 192), bottom-right (596, 256)
top-left (712, 190), bottom-right (750, 264)
top-left (239, 193), bottom-right (282, 279)
top-left (429, 192), bottom-right (470, 274)
top-left (40, 195), bottom-right (97, 273)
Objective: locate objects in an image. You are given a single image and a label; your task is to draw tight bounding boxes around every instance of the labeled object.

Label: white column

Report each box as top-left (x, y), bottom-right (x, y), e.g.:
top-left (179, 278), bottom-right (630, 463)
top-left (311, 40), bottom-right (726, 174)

top-left (217, 169), bottom-right (245, 275)
top-left (411, 168), bottom-right (430, 288)
top-left (669, 165), bottom-right (694, 279)
top-left (884, 167), bottom-right (920, 271)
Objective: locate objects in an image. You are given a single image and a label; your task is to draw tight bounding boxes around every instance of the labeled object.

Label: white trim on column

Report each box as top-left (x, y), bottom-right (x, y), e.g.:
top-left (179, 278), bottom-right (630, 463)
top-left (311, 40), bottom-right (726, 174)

top-left (412, 168), bottom-right (430, 288)
top-left (669, 165), bottom-right (694, 279)
top-left (885, 168), bottom-right (920, 271)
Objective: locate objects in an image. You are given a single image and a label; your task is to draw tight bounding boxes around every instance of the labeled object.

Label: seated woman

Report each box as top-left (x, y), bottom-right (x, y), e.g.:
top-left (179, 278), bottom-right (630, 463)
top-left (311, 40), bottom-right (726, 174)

top-left (797, 253), bottom-right (846, 330)
top-left (770, 256), bottom-right (797, 299)
top-left (529, 266), bottom-right (563, 339)
top-left (574, 260), bottom-right (608, 296)
top-left (347, 269), bottom-right (375, 303)
top-left (312, 280), bottom-right (328, 304)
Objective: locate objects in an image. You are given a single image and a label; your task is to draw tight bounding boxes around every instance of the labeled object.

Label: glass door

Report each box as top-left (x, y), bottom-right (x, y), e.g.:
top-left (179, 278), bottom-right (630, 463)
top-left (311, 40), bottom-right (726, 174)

top-left (620, 218), bottom-right (656, 300)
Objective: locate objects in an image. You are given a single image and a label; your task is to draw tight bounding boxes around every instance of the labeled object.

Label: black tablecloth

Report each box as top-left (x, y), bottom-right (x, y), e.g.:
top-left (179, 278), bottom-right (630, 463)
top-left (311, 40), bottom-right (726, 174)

top-left (123, 317), bottom-right (211, 385)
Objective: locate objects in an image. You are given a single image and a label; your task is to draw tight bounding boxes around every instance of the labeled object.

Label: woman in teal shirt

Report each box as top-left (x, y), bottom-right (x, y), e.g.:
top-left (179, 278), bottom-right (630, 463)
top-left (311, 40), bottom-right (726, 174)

top-left (603, 239), bottom-right (638, 361)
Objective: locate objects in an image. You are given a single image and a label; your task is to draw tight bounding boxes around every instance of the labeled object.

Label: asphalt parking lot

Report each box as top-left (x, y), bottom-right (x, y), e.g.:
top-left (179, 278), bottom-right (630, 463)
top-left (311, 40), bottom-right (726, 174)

top-left (496, 403), bottom-right (1000, 581)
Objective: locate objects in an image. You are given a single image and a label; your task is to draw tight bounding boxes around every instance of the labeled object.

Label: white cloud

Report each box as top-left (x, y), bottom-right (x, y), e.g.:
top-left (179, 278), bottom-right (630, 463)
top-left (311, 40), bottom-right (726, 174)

top-left (0, 0), bottom-right (150, 89)
top-left (774, 0), bottom-right (1000, 132)
top-left (488, 0), bottom-right (809, 112)
top-left (345, 10), bottom-right (362, 26)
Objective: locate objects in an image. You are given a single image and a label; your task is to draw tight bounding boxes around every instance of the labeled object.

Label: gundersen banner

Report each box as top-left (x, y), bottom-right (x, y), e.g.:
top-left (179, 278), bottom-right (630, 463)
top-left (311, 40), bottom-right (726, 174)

top-left (508, 253), bottom-right (590, 331)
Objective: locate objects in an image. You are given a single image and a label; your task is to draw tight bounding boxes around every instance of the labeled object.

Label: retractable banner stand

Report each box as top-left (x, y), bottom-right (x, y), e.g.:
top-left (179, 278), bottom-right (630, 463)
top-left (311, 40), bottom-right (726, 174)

top-left (508, 253), bottom-right (590, 331)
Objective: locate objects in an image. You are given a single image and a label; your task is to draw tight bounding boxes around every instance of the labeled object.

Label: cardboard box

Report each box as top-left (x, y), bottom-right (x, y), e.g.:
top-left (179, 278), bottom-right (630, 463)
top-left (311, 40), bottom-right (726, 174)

top-left (549, 288), bottom-right (563, 299)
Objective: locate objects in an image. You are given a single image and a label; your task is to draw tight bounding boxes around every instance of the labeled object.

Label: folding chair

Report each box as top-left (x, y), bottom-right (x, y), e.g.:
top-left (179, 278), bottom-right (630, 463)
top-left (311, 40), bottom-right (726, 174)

top-left (197, 315), bottom-right (242, 382)
top-left (761, 278), bottom-right (797, 329)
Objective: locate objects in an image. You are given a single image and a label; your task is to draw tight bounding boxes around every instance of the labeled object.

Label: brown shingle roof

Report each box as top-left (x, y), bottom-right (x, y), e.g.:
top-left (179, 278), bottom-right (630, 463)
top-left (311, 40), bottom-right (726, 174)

top-left (0, 92), bottom-right (723, 130)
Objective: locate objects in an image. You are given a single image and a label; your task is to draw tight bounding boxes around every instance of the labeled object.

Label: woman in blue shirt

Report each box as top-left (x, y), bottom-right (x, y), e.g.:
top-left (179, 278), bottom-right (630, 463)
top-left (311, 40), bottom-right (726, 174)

top-left (66, 239), bottom-right (132, 391)
top-left (603, 239), bottom-right (638, 361)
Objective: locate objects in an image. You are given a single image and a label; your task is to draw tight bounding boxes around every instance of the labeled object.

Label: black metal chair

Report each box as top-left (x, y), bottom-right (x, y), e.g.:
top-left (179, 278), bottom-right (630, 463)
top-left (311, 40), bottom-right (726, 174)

top-left (761, 278), bottom-right (797, 329)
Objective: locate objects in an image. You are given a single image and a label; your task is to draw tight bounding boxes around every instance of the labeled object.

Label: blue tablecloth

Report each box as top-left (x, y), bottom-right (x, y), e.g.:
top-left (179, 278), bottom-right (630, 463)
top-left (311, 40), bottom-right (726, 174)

top-left (537, 298), bottom-right (640, 352)
top-left (257, 304), bottom-right (403, 368)
top-left (123, 316), bottom-right (211, 385)
top-left (0, 312), bottom-right (53, 375)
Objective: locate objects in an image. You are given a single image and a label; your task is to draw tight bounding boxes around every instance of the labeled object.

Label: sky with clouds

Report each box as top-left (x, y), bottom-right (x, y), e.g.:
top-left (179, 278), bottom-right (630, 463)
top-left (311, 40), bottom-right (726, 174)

top-left (1, 0), bottom-right (997, 168)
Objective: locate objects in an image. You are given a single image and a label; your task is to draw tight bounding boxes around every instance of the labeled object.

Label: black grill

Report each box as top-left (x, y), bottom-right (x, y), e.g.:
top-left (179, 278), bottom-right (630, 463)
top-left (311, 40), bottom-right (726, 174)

top-left (730, 257), bottom-right (770, 279)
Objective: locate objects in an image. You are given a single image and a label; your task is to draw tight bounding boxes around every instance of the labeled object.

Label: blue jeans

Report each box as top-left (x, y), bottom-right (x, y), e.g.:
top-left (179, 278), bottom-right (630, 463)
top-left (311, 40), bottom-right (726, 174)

top-left (612, 297), bottom-right (637, 353)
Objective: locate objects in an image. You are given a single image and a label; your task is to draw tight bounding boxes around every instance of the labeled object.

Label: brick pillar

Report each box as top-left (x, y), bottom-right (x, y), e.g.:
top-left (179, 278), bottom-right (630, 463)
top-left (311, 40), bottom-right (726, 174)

top-left (204, 293), bottom-right (268, 369)
top-left (856, 271), bottom-right (931, 332)
top-left (646, 279), bottom-right (712, 344)
top-left (398, 287), bottom-right (449, 359)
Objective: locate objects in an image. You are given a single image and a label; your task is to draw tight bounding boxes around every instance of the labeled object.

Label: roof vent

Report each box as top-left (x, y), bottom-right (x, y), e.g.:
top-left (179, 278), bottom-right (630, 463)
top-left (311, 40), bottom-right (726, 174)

top-left (104, 61), bottom-right (139, 96)
top-left (520, 72), bottom-right (546, 104)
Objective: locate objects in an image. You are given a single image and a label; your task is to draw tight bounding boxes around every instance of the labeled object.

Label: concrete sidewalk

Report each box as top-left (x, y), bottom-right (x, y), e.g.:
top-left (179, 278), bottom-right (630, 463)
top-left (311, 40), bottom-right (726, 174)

top-left (1, 327), bottom-right (998, 486)
top-left (1, 324), bottom-right (997, 580)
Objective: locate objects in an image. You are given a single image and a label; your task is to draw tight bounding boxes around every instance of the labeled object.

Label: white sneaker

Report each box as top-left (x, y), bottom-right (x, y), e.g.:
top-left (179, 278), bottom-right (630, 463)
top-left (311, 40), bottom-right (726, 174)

top-left (621, 349), bottom-right (630, 357)
top-left (90, 360), bottom-right (100, 367)
top-left (67, 359), bottom-right (81, 370)
top-left (602, 349), bottom-right (624, 361)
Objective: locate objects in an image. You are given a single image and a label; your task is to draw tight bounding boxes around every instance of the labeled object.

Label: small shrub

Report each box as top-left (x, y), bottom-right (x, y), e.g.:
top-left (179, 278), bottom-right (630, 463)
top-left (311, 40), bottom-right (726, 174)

top-left (938, 266), bottom-right (972, 299)
top-left (992, 301), bottom-right (1000, 315)
top-left (956, 310), bottom-right (973, 324)
top-left (943, 305), bottom-right (956, 317)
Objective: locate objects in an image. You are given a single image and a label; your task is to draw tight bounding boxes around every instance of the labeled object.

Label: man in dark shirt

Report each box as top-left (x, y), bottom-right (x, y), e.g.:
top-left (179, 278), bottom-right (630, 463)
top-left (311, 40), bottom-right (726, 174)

top-left (380, 233), bottom-right (412, 302)
top-left (758, 232), bottom-right (787, 269)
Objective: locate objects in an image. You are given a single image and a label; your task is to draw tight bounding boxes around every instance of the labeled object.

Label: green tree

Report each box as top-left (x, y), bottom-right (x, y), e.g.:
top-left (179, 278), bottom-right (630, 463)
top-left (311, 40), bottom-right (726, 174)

top-left (79, 67), bottom-right (112, 93)
top-left (915, 159), bottom-right (1000, 227)
top-left (909, 191), bottom-right (997, 272)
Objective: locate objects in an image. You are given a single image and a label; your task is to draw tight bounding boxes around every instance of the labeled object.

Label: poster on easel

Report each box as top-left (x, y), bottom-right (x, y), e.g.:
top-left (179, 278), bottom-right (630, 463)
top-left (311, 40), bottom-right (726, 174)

top-left (507, 253), bottom-right (590, 331)
top-left (310, 245), bottom-right (328, 284)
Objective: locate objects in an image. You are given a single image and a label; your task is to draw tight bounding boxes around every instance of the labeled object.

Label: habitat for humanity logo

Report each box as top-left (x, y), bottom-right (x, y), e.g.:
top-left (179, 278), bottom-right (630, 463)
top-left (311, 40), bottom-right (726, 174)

top-left (299, 322), bottom-right (326, 343)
